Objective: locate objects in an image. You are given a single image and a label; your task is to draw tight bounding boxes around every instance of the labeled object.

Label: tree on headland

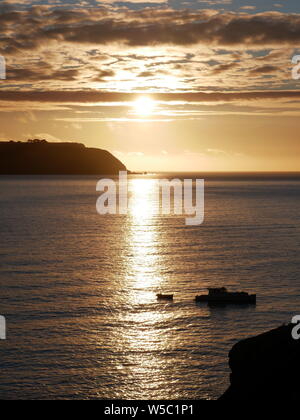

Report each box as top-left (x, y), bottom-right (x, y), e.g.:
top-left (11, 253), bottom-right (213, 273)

top-left (27, 139), bottom-right (47, 144)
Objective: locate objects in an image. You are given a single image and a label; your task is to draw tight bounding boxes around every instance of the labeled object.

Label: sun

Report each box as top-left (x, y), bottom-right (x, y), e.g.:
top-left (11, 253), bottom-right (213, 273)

top-left (133, 97), bottom-right (156, 116)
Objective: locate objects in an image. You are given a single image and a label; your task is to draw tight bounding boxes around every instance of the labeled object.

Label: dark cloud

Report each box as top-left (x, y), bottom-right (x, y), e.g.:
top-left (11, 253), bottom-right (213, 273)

top-left (250, 65), bottom-right (279, 74)
top-left (138, 71), bottom-right (155, 77)
top-left (92, 69), bottom-right (115, 82)
top-left (7, 68), bottom-right (79, 81)
top-left (49, 12), bottom-right (300, 48)
top-left (1, 8), bottom-right (300, 53)
top-left (210, 62), bottom-right (239, 75)
top-left (1, 90), bottom-right (300, 103)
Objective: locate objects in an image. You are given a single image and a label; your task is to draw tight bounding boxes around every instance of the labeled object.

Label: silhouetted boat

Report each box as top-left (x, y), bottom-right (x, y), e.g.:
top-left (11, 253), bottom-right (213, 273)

top-left (157, 294), bottom-right (174, 301)
top-left (195, 287), bottom-right (256, 305)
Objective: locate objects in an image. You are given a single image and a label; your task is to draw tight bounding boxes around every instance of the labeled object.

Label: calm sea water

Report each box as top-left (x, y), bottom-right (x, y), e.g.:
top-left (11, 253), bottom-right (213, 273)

top-left (0, 175), bottom-right (299, 400)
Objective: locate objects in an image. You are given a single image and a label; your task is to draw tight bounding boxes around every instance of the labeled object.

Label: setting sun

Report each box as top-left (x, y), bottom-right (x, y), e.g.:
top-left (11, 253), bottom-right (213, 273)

top-left (133, 97), bottom-right (156, 116)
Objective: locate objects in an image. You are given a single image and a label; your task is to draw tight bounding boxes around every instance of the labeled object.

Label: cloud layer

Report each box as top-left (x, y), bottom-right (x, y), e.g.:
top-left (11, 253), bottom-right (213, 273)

top-left (1, 7), bottom-right (300, 54)
top-left (0, 4), bottom-right (299, 121)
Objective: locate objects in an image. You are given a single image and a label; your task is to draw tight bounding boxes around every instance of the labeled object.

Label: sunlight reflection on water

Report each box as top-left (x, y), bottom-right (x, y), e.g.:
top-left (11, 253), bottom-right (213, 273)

top-left (119, 179), bottom-right (172, 397)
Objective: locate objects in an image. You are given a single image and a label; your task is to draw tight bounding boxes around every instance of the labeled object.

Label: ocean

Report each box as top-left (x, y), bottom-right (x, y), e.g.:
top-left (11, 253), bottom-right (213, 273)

top-left (0, 174), bottom-right (299, 400)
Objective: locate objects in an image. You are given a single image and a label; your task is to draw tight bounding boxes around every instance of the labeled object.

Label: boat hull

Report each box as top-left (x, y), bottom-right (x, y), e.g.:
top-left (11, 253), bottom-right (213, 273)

top-left (195, 294), bottom-right (256, 305)
top-left (157, 294), bottom-right (174, 301)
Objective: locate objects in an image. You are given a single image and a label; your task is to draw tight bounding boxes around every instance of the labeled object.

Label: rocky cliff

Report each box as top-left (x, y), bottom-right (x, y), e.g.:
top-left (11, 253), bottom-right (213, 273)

top-left (220, 323), bottom-right (300, 401)
top-left (0, 141), bottom-right (127, 175)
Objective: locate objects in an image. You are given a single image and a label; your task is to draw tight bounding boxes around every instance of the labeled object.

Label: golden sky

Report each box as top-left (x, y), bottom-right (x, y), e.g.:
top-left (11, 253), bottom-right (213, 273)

top-left (0, 1), bottom-right (300, 171)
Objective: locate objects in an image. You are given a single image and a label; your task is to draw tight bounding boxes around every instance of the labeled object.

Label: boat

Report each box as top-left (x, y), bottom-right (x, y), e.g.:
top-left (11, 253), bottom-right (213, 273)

top-left (195, 287), bottom-right (256, 305)
top-left (157, 294), bottom-right (174, 301)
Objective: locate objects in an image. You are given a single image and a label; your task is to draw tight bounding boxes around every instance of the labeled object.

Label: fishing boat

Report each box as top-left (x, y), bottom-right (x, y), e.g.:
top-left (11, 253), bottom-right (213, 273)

top-left (195, 287), bottom-right (256, 305)
top-left (157, 294), bottom-right (174, 301)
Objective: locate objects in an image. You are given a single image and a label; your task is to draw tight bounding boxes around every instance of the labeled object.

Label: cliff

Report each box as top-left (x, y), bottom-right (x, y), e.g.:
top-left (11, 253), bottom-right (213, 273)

top-left (220, 324), bottom-right (300, 401)
top-left (0, 141), bottom-right (127, 175)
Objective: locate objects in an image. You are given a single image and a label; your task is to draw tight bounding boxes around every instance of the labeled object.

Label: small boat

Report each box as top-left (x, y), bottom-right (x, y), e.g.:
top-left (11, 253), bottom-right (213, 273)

top-left (195, 287), bottom-right (256, 305)
top-left (157, 293), bottom-right (174, 301)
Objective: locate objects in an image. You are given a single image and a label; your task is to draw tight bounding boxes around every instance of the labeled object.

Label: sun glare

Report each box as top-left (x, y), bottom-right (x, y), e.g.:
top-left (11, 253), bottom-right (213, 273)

top-left (133, 97), bottom-right (156, 116)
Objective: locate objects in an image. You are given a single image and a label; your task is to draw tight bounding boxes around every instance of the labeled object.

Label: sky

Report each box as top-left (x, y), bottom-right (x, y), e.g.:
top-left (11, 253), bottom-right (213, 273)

top-left (0, 0), bottom-right (300, 171)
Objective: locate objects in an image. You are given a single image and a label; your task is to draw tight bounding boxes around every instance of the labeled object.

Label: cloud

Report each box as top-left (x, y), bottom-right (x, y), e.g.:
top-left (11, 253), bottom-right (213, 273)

top-left (1, 7), bottom-right (300, 54)
top-left (249, 65), bottom-right (279, 74)
top-left (7, 67), bottom-right (79, 81)
top-left (0, 6), bottom-right (298, 103)
top-left (92, 69), bottom-right (115, 82)
top-left (97, 0), bottom-right (167, 3)
top-left (240, 6), bottom-right (256, 10)
top-left (210, 61), bottom-right (239, 75)
top-left (1, 90), bottom-right (300, 103)
top-left (49, 11), bottom-right (300, 48)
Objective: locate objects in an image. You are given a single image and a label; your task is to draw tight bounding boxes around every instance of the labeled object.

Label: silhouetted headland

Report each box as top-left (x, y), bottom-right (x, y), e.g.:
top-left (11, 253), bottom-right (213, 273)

top-left (0, 140), bottom-right (127, 175)
top-left (220, 324), bottom-right (299, 401)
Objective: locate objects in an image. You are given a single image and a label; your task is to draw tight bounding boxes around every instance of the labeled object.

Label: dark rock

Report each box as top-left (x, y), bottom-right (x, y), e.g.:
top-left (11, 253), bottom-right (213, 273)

top-left (0, 140), bottom-right (127, 175)
top-left (220, 324), bottom-right (300, 401)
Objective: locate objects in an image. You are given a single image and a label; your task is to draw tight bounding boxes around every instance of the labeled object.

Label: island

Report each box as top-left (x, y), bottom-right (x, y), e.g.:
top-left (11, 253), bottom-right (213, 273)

top-left (0, 140), bottom-right (127, 175)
